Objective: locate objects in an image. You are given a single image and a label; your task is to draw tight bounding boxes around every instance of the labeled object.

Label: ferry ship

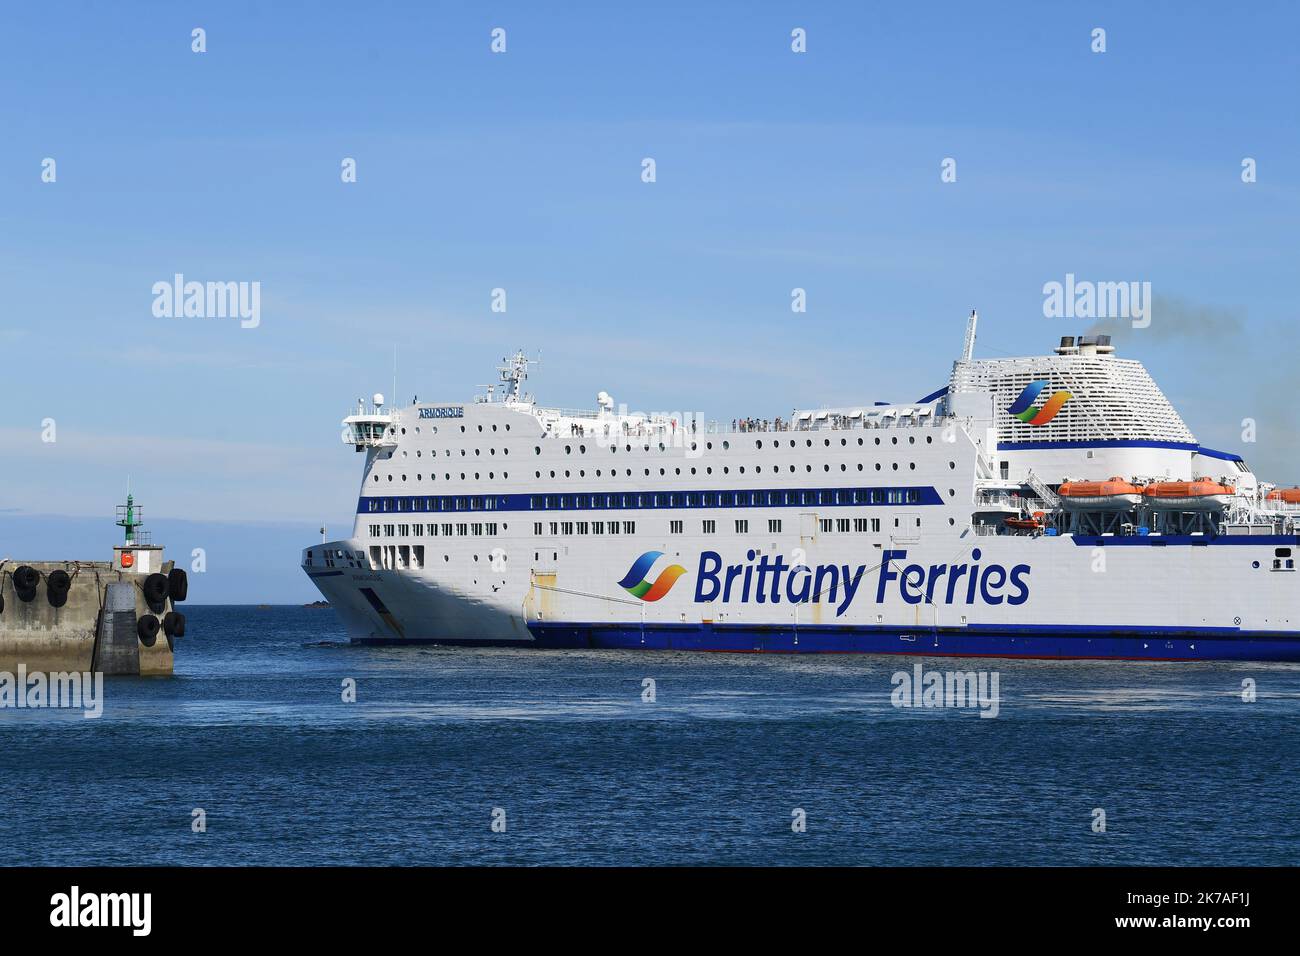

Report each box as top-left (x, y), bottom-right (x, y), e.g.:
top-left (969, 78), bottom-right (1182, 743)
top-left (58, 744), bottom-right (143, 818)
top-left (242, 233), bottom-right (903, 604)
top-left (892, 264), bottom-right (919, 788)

top-left (303, 312), bottom-right (1300, 661)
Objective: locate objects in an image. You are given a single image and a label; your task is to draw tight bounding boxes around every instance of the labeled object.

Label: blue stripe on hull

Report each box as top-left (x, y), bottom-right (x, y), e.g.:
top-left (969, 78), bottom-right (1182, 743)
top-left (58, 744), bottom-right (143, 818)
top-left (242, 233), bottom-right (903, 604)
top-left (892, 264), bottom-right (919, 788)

top-left (521, 622), bottom-right (1300, 661)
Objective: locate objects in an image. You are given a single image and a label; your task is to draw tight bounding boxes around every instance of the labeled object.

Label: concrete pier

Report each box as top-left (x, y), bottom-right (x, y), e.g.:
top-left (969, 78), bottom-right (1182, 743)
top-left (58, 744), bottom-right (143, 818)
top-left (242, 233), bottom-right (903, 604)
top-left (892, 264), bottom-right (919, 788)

top-left (0, 559), bottom-right (180, 676)
top-left (93, 582), bottom-right (142, 675)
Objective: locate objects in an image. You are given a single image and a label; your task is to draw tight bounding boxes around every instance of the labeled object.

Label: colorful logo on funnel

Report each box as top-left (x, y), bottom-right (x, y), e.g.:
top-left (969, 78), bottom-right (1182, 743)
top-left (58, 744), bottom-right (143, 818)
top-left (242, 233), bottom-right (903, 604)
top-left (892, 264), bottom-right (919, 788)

top-left (619, 551), bottom-right (687, 601)
top-left (1008, 380), bottom-right (1073, 426)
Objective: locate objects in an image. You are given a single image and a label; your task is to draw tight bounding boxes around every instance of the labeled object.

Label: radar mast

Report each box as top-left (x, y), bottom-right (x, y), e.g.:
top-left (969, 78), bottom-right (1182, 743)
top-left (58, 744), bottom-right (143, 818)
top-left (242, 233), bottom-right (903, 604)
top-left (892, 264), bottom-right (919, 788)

top-left (498, 350), bottom-right (538, 404)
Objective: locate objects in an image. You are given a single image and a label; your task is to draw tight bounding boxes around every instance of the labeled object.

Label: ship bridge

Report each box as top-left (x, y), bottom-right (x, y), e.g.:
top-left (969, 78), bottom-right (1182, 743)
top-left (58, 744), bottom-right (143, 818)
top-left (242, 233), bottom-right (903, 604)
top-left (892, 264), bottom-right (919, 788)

top-left (343, 394), bottom-right (397, 451)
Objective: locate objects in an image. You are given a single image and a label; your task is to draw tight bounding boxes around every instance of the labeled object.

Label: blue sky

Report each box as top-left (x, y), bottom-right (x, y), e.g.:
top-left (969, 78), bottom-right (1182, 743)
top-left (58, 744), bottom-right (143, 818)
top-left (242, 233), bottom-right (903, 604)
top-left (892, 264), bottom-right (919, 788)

top-left (2, 1), bottom-right (1297, 602)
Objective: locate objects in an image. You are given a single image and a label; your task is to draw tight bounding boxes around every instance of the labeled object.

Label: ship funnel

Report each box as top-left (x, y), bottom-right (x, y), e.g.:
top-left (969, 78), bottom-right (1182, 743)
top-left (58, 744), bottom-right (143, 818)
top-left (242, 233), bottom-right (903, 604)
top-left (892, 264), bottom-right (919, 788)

top-left (1075, 335), bottom-right (1115, 357)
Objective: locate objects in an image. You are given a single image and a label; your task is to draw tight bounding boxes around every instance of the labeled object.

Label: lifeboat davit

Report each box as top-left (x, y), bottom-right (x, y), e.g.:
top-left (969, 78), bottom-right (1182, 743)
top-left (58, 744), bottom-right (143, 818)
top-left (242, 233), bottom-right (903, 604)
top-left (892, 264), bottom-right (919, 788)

top-left (1142, 477), bottom-right (1235, 511)
top-left (1267, 487), bottom-right (1300, 504)
top-left (1057, 476), bottom-right (1143, 511)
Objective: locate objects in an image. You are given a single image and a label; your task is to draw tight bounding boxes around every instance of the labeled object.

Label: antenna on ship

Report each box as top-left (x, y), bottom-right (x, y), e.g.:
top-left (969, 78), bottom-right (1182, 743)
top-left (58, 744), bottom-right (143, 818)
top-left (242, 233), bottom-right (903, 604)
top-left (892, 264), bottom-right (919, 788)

top-left (961, 309), bottom-right (978, 363)
top-left (499, 350), bottom-right (539, 404)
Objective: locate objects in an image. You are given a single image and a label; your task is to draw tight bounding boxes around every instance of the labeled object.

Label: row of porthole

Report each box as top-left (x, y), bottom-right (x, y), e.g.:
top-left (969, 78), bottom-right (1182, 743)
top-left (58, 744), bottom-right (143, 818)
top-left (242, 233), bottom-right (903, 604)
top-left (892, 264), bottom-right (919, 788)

top-left (544, 434), bottom-right (939, 456)
top-left (375, 461), bottom-right (959, 483)
top-left (391, 434), bottom-right (939, 458)
top-left (378, 472), bottom-right (510, 482)
top-left (373, 512), bottom-right (966, 539)
top-left (382, 553), bottom-right (510, 565)
top-left (373, 527), bottom-right (510, 537)
top-left (534, 462), bottom-right (955, 479)
top-left (399, 447), bottom-right (511, 458)
top-left (758, 435), bottom-right (935, 449)
top-left (398, 423), bottom-right (513, 436)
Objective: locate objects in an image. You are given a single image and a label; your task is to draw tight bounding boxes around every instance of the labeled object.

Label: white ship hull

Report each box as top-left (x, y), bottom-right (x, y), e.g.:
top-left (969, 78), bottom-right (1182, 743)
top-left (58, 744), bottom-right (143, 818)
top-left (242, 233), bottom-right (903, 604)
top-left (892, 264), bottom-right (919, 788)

top-left (307, 528), bottom-right (1300, 659)
top-left (304, 333), bottom-right (1300, 661)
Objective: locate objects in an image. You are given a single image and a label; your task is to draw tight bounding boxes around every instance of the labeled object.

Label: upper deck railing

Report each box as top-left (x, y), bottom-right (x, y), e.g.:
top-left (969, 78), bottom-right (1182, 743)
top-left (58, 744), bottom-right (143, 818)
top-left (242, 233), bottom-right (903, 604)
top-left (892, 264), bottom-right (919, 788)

top-left (538, 410), bottom-right (956, 440)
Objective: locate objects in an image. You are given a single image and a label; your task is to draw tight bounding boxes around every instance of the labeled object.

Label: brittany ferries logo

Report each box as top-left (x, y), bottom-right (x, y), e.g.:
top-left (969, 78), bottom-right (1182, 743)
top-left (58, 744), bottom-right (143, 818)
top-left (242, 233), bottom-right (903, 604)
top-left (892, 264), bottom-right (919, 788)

top-left (619, 551), bottom-right (687, 601)
top-left (617, 548), bottom-right (1031, 614)
top-left (1007, 380), bottom-right (1072, 426)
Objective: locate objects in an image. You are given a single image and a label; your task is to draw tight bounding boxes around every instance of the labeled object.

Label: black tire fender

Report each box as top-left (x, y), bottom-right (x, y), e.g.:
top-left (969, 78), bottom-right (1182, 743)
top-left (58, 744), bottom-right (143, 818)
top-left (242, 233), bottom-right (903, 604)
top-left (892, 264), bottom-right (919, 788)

top-left (142, 573), bottom-right (169, 608)
top-left (13, 565), bottom-right (39, 600)
top-left (162, 611), bottom-right (186, 637)
top-left (137, 614), bottom-right (160, 646)
top-left (47, 570), bottom-right (70, 609)
top-left (167, 567), bottom-right (188, 602)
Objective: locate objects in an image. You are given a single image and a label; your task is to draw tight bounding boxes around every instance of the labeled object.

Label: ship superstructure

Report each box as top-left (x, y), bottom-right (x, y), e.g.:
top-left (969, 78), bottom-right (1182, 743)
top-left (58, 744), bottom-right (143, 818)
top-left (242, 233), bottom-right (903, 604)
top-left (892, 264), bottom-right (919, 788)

top-left (304, 313), bottom-right (1300, 660)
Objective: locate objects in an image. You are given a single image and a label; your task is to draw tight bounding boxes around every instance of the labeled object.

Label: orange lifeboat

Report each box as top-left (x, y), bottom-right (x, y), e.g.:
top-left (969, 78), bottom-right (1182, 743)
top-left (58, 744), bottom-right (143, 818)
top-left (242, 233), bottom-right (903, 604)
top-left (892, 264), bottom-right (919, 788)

top-left (1267, 487), bottom-right (1300, 504)
top-left (1057, 476), bottom-right (1143, 511)
top-left (1142, 477), bottom-right (1234, 511)
top-left (1004, 511), bottom-right (1046, 532)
